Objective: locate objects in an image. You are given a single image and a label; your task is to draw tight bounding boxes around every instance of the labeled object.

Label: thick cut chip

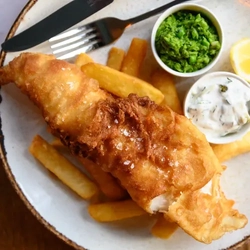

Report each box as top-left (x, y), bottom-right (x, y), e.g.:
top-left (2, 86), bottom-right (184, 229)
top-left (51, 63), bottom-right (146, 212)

top-left (151, 214), bottom-right (178, 239)
top-left (29, 135), bottom-right (98, 200)
top-left (75, 53), bottom-right (94, 67)
top-left (81, 62), bottom-right (164, 104)
top-left (121, 38), bottom-right (148, 77)
top-left (212, 131), bottom-right (250, 162)
top-left (88, 200), bottom-right (147, 222)
top-left (151, 69), bottom-right (183, 115)
top-left (107, 47), bottom-right (125, 71)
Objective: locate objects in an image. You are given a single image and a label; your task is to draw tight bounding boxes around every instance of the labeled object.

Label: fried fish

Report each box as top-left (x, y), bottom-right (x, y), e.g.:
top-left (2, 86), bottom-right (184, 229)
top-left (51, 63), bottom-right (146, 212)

top-left (0, 53), bottom-right (247, 243)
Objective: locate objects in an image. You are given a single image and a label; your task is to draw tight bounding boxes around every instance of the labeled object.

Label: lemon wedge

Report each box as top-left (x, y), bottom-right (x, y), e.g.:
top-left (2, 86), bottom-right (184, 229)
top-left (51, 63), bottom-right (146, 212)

top-left (230, 38), bottom-right (250, 82)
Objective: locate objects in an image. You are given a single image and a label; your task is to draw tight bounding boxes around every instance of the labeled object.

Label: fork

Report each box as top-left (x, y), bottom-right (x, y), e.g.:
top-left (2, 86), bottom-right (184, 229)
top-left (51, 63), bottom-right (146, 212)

top-left (49, 0), bottom-right (191, 60)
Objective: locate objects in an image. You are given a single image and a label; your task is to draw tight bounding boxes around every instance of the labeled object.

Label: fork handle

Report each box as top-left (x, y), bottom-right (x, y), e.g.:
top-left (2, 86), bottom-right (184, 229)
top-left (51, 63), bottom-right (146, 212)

top-left (125, 0), bottom-right (191, 25)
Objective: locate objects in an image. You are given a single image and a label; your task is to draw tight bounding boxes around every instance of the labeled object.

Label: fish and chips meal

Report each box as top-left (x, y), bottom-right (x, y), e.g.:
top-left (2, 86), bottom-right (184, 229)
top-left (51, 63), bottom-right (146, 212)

top-left (1, 36), bottom-right (250, 245)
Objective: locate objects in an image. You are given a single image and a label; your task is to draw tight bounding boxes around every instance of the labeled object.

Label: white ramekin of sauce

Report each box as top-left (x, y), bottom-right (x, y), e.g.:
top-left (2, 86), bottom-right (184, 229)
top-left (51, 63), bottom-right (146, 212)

top-left (184, 71), bottom-right (250, 144)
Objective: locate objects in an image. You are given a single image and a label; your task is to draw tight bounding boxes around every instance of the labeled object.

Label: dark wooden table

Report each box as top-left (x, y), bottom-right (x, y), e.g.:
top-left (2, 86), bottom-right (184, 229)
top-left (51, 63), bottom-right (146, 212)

top-left (0, 162), bottom-right (74, 250)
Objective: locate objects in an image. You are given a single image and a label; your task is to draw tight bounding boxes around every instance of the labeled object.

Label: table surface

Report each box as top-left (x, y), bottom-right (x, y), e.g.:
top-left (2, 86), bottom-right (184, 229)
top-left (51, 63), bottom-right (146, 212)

top-left (0, 1), bottom-right (74, 249)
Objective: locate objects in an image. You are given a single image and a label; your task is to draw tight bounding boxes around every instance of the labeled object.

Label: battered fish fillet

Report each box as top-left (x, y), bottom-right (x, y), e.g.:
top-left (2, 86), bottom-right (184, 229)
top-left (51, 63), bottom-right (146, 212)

top-left (0, 53), bottom-right (247, 243)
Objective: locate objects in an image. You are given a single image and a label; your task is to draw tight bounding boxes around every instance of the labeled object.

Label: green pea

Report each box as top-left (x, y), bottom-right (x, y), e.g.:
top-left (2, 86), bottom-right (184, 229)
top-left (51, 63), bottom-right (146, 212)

top-left (155, 10), bottom-right (221, 73)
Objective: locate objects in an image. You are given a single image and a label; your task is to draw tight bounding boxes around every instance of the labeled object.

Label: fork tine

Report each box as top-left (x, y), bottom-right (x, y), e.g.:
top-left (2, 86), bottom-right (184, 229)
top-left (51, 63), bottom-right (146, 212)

top-left (49, 24), bottom-right (95, 42)
top-left (50, 28), bottom-right (98, 49)
top-left (49, 22), bottom-right (103, 60)
top-left (52, 33), bottom-right (100, 55)
top-left (57, 41), bottom-right (101, 60)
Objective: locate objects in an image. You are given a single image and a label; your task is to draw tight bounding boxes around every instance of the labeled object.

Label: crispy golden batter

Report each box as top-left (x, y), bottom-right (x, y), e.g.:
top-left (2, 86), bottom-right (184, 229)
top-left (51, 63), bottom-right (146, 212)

top-left (166, 171), bottom-right (247, 244)
top-left (0, 53), bottom-right (247, 243)
top-left (0, 53), bottom-right (109, 137)
top-left (67, 94), bottom-right (220, 211)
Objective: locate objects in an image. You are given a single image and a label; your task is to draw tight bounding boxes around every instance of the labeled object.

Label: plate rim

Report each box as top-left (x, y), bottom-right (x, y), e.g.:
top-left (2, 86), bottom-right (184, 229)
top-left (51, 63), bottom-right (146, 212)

top-left (0, 1), bottom-right (249, 250)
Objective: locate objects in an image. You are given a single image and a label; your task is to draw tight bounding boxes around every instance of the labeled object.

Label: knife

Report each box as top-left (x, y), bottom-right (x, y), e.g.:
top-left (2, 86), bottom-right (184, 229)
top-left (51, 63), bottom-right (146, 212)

top-left (1, 0), bottom-right (114, 52)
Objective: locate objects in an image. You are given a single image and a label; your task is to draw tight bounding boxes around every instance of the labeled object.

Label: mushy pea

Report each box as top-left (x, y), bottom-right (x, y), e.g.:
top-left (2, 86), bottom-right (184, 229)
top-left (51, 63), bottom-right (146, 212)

top-left (155, 11), bottom-right (221, 73)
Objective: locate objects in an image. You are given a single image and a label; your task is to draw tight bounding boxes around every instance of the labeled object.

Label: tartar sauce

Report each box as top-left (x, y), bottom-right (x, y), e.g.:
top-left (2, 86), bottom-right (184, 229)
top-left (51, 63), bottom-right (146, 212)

top-left (186, 74), bottom-right (250, 138)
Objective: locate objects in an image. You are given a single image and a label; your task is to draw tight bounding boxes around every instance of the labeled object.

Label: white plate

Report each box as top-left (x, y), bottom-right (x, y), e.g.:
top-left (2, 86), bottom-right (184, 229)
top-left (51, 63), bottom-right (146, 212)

top-left (1, 0), bottom-right (250, 249)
